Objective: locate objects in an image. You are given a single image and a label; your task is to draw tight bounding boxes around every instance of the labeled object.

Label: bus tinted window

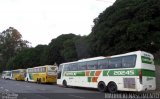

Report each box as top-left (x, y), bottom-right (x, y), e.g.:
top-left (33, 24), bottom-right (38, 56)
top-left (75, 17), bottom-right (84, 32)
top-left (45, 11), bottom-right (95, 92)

top-left (109, 57), bottom-right (122, 68)
top-left (58, 65), bottom-right (63, 72)
top-left (63, 64), bottom-right (70, 71)
top-left (87, 60), bottom-right (98, 70)
top-left (122, 55), bottom-right (136, 68)
top-left (98, 59), bottom-right (108, 69)
top-left (70, 63), bottom-right (78, 71)
top-left (42, 67), bottom-right (46, 72)
top-left (78, 62), bottom-right (87, 70)
top-left (39, 68), bottom-right (42, 72)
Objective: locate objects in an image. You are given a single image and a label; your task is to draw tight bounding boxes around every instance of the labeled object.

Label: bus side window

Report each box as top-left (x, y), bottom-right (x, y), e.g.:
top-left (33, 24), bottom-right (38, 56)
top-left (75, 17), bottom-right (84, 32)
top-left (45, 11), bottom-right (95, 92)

top-left (39, 68), bottom-right (42, 72)
top-left (87, 60), bottom-right (98, 70)
top-left (98, 59), bottom-right (108, 69)
top-left (70, 63), bottom-right (78, 71)
top-left (58, 65), bottom-right (63, 72)
top-left (57, 64), bottom-right (63, 79)
top-left (42, 67), bottom-right (46, 72)
top-left (109, 57), bottom-right (122, 68)
top-left (122, 55), bottom-right (136, 68)
top-left (63, 64), bottom-right (70, 71)
top-left (78, 62), bottom-right (87, 71)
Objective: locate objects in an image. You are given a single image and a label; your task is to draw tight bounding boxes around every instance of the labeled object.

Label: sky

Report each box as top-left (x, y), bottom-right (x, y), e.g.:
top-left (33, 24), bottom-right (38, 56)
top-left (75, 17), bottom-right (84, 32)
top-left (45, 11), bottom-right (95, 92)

top-left (0, 0), bottom-right (116, 47)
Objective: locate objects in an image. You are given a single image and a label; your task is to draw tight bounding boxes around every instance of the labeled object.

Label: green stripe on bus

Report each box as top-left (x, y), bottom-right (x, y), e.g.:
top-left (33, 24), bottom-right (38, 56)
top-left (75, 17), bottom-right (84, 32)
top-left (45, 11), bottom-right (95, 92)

top-left (90, 71), bottom-right (95, 76)
top-left (141, 69), bottom-right (155, 77)
top-left (64, 69), bottom-right (155, 77)
top-left (64, 71), bottom-right (85, 76)
top-left (103, 69), bottom-right (155, 77)
top-left (88, 77), bottom-right (92, 82)
top-left (141, 56), bottom-right (153, 64)
top-left (103, 70), bottom-right (108, 76)
top-left (76, 72), bottom-right (85, 76)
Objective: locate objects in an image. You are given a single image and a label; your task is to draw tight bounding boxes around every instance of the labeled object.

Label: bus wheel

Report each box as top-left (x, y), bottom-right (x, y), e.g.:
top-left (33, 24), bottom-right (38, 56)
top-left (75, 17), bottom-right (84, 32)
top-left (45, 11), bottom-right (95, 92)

top-left (39, 78), bottom-right (42, 84)
top-left (37, 78), bottom-right (39, 84)
top-left (98, 81), bottom-right (107, 92)
top-left (63, 80), bottom-right (68, 88)
top-left (107, 82), bottom-right (117, 93)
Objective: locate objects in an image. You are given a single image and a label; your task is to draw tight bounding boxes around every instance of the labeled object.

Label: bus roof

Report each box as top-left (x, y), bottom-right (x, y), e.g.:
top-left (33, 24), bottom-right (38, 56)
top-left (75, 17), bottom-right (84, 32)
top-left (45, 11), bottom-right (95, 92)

top-left (59, 51), bottom-right (154, 65)
top-left (11, 69), bottom-right (26, 71)
top-left (33, 65), bottom-right (57, 68)
top-left (110, 51), bottom-right (153, 59)
top-left (78, 56), bottom-right (105, 62)
top-left (2, 71), bottom-right (11, 73)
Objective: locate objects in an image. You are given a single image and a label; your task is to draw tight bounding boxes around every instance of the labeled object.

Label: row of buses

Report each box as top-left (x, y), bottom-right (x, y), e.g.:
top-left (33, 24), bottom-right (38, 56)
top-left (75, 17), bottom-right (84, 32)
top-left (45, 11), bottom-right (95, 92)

top-left (2, 65), bottom-right (58, 84)
top-left (1, 51), bottom-right (156, 93)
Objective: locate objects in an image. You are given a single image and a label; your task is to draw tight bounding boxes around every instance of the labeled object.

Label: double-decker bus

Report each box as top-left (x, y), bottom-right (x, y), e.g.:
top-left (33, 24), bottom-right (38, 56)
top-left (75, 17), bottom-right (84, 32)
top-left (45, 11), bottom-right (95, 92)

top-left (11, 69), bottom-right (26, 81)
top-left (1, 71), bottom-right (12, 79)
top-left (25, 65), bottom-right (58, 83)
top-left (57, 51), bottom-right (156, 93)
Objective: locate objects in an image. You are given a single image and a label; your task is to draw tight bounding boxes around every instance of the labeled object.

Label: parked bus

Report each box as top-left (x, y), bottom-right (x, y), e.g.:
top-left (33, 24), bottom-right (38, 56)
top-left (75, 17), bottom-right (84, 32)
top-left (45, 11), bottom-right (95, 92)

top-left (57, 51), bottom-right (156, 93)
top-left (25, 68), bottom-right (35, 82)
top-left (25, 65), bottom-right (58, 83)
top-left (1, 71), bottom-right (12, 79)
top-left (11, 69), bottom-right (26, 81)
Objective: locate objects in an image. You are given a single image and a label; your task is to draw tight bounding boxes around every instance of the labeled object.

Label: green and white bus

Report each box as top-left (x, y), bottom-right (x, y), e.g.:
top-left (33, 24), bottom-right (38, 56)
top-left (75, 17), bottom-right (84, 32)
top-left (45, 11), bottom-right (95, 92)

top-left (57, 51), bottom-right (156, 93)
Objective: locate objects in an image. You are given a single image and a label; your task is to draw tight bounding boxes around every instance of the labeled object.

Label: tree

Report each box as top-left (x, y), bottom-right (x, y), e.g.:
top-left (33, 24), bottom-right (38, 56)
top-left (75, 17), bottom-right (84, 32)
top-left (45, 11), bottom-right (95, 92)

top-left (74, 36), bottom-right (91, 59)
top-left (47, 34), bottom-right (77, 64)
top-left (89, 0), bottom-right (160, 56)
top-left (0, 27), bottom-right (29, 71)
top-left (6, 45), bottom-right (48, 69)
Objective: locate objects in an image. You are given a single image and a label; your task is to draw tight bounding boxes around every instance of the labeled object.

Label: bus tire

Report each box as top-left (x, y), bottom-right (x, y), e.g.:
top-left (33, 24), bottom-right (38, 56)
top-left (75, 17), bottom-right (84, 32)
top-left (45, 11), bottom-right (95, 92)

top-left (37, 78), bottom-right (39, 84)
top-left (98, 81), bottom-right (107, 92)
top-left (63, 80), bottom-right (68, 88)
top-left (107, 82), bottom-right (117, 93)
top-left (27, 78), bottom-right (29, 82)
top-left (39, 78), bottom-right (42, 84)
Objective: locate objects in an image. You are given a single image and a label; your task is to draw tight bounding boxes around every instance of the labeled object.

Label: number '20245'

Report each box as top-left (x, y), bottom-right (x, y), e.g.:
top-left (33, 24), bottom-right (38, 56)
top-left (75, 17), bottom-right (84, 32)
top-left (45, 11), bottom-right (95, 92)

top-left (113, 70), bottom-right (134, 76)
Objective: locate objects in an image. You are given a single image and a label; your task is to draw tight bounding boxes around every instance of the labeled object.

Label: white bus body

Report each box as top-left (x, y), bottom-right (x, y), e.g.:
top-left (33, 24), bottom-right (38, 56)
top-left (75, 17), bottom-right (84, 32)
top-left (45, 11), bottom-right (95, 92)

top-left (25, 68), bottom-right (35, 82)
top-left (57, 51), bottom-right (156, 93)
top-left (2, 71), bottom-right (12, 79)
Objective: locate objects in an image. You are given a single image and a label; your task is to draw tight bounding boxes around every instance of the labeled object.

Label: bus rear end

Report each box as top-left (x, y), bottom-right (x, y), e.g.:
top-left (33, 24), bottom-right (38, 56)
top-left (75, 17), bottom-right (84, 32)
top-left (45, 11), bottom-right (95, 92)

top-left (138, 51), bottom-right (156, 91)
top-left (46, 66), bottom-right (57, 83)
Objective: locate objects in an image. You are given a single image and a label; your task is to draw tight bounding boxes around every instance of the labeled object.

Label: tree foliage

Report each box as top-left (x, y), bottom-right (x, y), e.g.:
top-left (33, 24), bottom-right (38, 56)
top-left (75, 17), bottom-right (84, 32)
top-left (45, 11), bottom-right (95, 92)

top-left (89, 0), bottom-right (160, 56)
top-left (0, 27), bottom-right (29, 71)
top-left (2, 0), bottom-right (160, 70)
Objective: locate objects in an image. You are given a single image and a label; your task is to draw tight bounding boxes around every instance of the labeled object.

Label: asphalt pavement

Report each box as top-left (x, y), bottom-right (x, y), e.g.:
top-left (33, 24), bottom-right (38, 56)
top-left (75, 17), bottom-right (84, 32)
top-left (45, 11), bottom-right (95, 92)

top-left (0, 78), bottom-right (104, 99)
top-left (0, 78), bottom-right (159, 99)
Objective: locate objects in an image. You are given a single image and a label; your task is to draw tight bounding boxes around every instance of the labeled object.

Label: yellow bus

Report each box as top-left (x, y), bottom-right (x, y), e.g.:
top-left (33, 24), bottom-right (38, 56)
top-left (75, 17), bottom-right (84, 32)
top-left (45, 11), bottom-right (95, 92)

top-left (11, 69), bottom-right (26, 81)
top-left (25, 65), bottom-right (58, 84)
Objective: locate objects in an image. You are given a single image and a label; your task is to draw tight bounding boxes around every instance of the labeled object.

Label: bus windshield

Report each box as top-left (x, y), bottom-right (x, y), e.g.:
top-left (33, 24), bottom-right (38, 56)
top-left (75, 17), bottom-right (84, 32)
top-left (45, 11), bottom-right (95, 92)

top-left (48, 66), bottom-right (56, 72)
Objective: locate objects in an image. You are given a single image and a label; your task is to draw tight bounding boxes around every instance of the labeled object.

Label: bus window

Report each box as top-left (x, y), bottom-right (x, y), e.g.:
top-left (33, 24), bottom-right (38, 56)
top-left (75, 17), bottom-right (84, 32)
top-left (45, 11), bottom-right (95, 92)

top-left (70, 63), bottom-right (78, 71)
top-left (35, 68), bottom-right (39, 73)
top-left (58, 64), bottom-right (63, 72)
top-left (58, 64), bottom-right (63, 79)
top-left (48, 66), bottom-right (56, 72)
top-left (98, 59), bottom-right (108, 69)
top-left (78, 62), bottom-right (87, 70)
top-left (63, 64), bottom-right (70, 71)
top-left (39, 68), bottom-right (42, 72)
top-left (109, 57), bottom-right (122, 68)
top-left (87, 60), bottom-right (98, 70)
top-left (42, 67), bottom-right (46, 72)
top-left (122, 55), bottom-right (136, 68)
